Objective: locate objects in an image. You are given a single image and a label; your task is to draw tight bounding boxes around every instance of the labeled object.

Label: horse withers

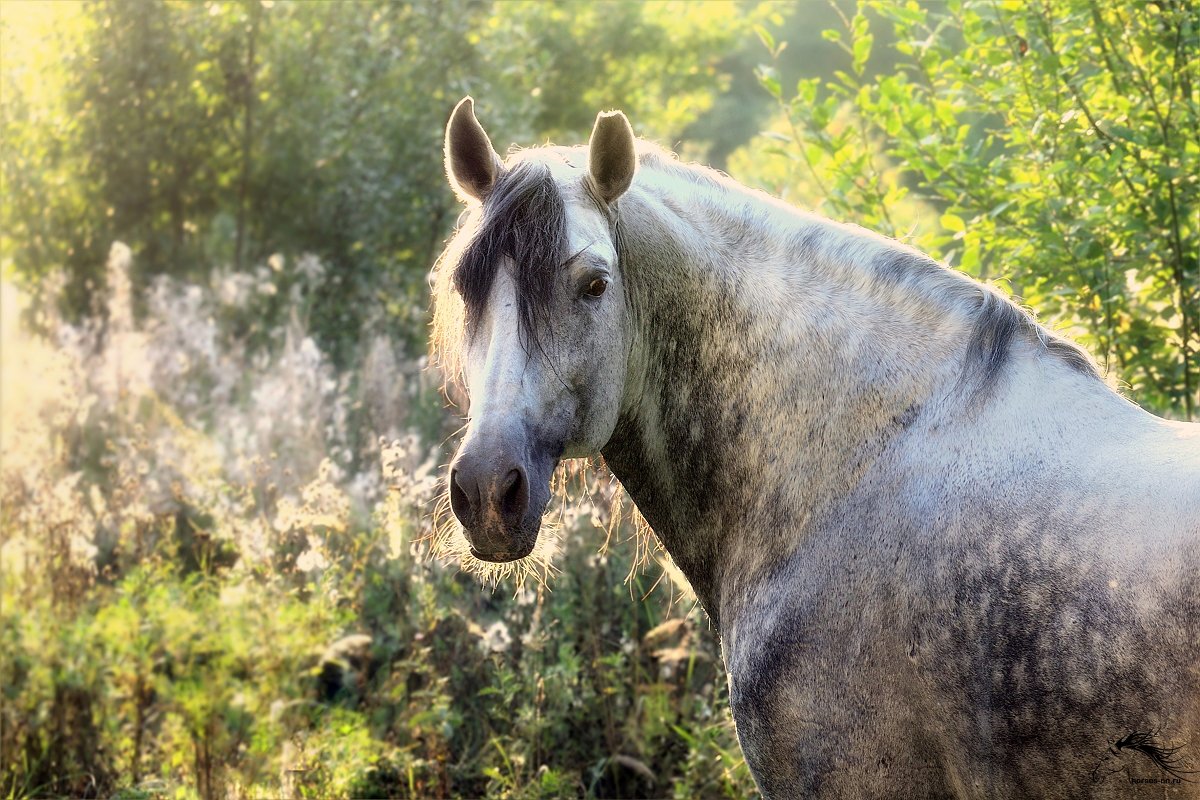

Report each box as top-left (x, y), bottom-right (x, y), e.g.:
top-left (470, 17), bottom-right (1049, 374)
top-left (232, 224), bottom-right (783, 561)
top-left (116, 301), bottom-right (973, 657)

top-left (431, 96), bottom-right (1200, 799)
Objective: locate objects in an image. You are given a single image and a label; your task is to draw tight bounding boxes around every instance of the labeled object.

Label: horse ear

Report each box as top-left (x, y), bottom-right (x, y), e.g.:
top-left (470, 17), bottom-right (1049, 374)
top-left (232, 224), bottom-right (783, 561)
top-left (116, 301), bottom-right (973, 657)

top-left (445, 96), bottom-right (502, 203)
top-left (588, 110), bottom-right (637, 204)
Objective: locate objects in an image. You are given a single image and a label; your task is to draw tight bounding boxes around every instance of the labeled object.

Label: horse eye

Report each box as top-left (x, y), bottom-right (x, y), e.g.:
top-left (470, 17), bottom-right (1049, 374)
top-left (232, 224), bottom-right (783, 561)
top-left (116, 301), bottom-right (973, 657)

top-left (585, 278), bottom-right (608, 298)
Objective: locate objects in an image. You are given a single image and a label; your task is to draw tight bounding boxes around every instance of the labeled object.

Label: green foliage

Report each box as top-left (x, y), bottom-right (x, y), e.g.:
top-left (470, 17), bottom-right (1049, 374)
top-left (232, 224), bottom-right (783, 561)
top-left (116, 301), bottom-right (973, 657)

top-left (0, 259), bottom-right (756, 798)
top-left (479, 1), bottom-right (758, 143)
top-left (1, 500), bottom-right (749, 799)
top-left (2, 0), bottom-right (760, 364)
top-left (751, 0), bottom-right (1198, 418)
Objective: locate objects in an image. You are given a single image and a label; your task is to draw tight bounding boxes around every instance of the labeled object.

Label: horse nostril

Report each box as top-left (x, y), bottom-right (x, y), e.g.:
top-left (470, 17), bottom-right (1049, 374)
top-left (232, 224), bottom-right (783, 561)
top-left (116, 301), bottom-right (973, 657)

top-left (499, 468), bottom-right (527, 521)
top-left (450, 468), bottom-right (475, 526)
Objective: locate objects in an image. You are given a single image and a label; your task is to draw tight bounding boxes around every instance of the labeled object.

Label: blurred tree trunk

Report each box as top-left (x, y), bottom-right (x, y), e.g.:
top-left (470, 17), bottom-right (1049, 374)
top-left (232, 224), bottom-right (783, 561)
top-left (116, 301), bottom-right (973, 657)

top-left (234, 1), bottom-right (260, 271)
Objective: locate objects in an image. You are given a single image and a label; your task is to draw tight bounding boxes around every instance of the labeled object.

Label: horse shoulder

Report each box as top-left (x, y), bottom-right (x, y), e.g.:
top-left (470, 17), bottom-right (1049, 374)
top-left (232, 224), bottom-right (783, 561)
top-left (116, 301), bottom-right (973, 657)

top-left (720, 556), bottom-right (962, 799)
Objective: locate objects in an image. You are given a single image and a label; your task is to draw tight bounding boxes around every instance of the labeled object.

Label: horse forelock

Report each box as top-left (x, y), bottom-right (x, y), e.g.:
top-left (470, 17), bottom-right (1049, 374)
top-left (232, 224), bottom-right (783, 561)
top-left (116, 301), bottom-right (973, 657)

top-left (432, 148), bottom-right (625, 388)
top-left (453, 160), bottom-right (571, 352)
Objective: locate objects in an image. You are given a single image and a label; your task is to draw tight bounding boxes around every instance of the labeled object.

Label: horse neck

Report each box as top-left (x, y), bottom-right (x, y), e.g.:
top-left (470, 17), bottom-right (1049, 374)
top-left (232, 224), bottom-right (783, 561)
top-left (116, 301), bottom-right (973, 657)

top-left (601, 169), bottom-right (1067, 624)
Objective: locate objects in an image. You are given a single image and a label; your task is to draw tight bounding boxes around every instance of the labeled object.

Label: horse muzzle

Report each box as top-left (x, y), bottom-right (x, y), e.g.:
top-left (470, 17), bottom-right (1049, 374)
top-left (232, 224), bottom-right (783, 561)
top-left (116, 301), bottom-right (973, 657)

top-left (448, 426), bottom-right (556, 562)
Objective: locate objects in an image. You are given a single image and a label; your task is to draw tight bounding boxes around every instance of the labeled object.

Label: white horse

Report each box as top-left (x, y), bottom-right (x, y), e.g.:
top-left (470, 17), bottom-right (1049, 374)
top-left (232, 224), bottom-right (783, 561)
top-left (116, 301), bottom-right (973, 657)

top-left (431, 96), bottom-right (1200, 799)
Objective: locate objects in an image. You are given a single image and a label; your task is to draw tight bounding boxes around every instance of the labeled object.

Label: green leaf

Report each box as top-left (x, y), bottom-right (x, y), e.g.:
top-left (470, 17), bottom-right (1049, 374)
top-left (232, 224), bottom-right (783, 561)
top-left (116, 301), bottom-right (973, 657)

top-left (852, 33), bottom-right (874, 75)
top-left (755, 25), bottom-right (776, 54)
top-left (960, 242), bottom-right (980, 273)
top-left (796, 77), bottom-right (819, 105)
top-left (941, 212), bottom-right (966, 233)
top-left (757, 65), bottom-right (782, 99)
top-left (852, 11), bottom-right (869, 39)
top-left (884, 5), bottom-right (926, 27)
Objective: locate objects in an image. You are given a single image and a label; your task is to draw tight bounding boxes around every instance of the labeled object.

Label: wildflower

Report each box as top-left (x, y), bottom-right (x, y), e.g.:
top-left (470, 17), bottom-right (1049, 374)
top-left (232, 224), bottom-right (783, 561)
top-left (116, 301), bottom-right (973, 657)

top-left (295, 537), bottom-right (330, 573)
top-left (480, 621), bottom-right (512, 653)
top-left (105, 242), bottom-right (134, 333)
top-left (295, 253), bottom-right (326, 285)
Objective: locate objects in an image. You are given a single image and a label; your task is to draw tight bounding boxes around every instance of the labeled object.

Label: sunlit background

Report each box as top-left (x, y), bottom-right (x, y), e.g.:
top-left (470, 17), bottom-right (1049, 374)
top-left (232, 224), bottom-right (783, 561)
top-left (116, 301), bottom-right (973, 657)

top-left (1, 1), bottom-right (1195, 797)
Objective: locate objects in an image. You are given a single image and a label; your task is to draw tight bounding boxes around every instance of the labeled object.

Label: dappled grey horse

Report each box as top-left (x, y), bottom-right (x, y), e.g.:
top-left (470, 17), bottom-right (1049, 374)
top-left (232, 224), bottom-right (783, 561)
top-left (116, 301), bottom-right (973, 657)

top-left (431, 97), bottom-right (1200, 799)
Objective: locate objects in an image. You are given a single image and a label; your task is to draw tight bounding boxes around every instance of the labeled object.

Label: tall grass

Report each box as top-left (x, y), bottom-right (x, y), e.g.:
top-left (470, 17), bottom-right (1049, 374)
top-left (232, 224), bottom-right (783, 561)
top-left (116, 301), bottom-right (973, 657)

top-left (0, 245), bottom-right (752, 799)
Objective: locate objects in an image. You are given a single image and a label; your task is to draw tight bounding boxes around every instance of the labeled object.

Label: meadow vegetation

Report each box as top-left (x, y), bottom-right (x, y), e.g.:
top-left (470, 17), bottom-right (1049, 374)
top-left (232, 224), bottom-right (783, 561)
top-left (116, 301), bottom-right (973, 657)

top-left (0, 1), bottom-right (1194, 798)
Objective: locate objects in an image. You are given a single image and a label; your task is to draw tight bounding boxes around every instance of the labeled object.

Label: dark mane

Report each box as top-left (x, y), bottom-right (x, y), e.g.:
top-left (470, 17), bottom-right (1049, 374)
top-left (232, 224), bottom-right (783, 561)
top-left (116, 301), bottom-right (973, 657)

top-left (877, 249), bottom-right (1102, 389)
top-left (453, 160), bottom-right (570, 352)
top-left (966, 288), bottom-right (1101, 387)
top-left (639, 150), bottom-right (1102, 388)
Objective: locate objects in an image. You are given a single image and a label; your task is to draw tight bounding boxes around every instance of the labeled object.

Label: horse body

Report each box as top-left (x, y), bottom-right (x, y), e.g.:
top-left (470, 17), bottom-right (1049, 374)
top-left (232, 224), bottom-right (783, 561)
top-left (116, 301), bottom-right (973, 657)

top-left (435, 98), bottom-right (1200, 798)
top-left (716, 410), bottom-right (1200, 799)
top-left (599, 154), bottom-right (1200, 798)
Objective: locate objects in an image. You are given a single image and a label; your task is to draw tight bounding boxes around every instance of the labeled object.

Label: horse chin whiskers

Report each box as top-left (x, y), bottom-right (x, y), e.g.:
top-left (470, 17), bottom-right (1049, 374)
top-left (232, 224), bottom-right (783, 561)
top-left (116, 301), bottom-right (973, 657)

top-left (429, 487), bottom-right (562, 592)
top-left (467, 547), bottom-right (522, 564)
top-left (457, 527), bottom-right (562, 592)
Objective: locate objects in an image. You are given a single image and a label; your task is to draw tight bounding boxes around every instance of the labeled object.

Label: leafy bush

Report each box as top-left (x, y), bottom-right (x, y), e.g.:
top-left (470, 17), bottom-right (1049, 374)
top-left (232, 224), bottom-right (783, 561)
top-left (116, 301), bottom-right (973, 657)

top-left (1, 0), bottom-right (759, 363)
top-left (0, 248), bottom-right (752, 798)
top-left (751, 0), bottom-right (1197, 418)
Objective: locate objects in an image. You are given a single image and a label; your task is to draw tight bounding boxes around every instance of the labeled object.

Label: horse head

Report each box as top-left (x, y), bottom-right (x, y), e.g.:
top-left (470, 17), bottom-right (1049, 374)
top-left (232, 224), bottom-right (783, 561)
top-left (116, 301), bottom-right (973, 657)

top-left (436, 97), bottom-right (638, 563)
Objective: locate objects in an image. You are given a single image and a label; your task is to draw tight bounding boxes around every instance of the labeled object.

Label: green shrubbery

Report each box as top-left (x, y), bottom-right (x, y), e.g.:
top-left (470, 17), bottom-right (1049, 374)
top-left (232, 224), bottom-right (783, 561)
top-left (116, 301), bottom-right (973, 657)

top-left (0, 248), bottom-right (750, 799)
top-left (749, 0), bottom-right (1197, 418)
